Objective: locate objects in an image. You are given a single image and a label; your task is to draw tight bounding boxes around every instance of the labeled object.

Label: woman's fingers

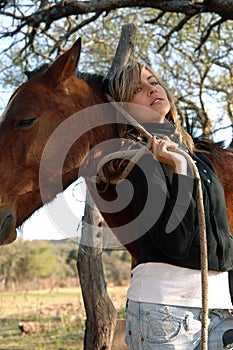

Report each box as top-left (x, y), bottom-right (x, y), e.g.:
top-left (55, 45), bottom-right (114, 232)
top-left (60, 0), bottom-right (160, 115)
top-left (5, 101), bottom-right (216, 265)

top-left (149, 136), bottom-right (160, 160)
top-left (149, 135), bottom-right (187, 173)
top-left (162, 136), bottom-right (178, 150)
top-left (157, 139), bottom-right (167, 154)
top-left (157, 138), bottom-right (178, 155)
top-left (150, 136), bottom-right (159, 149)
top-left (150, 135), bottom-right (178, 160)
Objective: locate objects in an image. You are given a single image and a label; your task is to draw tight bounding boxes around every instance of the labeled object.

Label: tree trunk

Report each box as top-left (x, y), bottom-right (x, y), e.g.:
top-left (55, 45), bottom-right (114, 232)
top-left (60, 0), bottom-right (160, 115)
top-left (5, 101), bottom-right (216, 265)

top-left (77, 190), bottom-right (117, 350)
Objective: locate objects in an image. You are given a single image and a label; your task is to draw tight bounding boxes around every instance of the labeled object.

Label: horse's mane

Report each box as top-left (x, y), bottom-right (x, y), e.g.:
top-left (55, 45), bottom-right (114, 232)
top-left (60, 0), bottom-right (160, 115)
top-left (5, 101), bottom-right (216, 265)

top-left (76, 71), bottom-right (105, 87)
top-left (194, 138), bottom-right (228, 164)
top-left (24, 64), bottom-right (50, 80)
top-left (24, 62), bottom-right (105, 85)
top-left (194, 138), bottom-right (225, 153)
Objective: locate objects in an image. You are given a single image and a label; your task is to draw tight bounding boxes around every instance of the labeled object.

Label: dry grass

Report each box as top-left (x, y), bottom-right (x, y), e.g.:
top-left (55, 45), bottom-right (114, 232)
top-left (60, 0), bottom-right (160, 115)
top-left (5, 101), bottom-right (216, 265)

top-left (0, 285), bottom-right (128, 349)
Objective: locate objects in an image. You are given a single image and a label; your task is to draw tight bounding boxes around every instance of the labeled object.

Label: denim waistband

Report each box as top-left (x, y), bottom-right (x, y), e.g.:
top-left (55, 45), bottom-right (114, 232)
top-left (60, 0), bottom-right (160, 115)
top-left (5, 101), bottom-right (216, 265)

top-left (126, 299), bottom-right (233, 322)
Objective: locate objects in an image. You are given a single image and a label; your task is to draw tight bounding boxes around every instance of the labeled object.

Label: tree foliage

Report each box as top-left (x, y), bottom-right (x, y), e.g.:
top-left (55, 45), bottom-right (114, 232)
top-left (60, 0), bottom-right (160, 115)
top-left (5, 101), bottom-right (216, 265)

top-left (0, 238), bottom-right (131, 291)
top-left (0, 238), bottom-right (77, 290)
top-left (0, 0), bottom-right (232, 142)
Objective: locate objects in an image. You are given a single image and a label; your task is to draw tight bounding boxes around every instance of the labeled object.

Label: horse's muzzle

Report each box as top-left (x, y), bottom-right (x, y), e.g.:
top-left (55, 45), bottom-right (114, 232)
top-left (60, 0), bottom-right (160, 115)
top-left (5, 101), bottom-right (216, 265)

top-left (0, 207), bottom-right (16, 245)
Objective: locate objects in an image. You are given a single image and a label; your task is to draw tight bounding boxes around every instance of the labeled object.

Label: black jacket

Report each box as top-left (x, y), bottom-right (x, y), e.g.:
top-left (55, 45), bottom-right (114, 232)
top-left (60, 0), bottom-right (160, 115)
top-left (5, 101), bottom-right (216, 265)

top-left (125, 151), bottom-right (233, 274)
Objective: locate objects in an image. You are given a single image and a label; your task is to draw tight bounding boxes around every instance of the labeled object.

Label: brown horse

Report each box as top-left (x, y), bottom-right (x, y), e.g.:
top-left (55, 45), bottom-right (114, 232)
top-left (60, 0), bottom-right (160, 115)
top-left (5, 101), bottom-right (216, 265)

top-left (0, 39), bottom-right (232, 265)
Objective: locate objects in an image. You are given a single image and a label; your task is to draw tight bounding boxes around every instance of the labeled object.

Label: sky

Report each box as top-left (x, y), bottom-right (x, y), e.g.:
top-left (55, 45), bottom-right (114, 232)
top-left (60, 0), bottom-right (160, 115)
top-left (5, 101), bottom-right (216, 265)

top-left (18, 179), bottom-right (86, 242)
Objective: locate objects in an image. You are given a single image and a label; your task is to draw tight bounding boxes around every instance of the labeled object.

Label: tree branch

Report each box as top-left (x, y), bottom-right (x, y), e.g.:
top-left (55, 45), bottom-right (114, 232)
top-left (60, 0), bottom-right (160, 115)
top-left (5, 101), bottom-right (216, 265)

top-left (195, 17), bottom-right (225, 51)
top-left (3, 0), bottom-right (233, 32)
top-left (157, 13), bottom-right (194, 53)
top-left (145, 10), bottom-right (166, 24)
top-left (49, 11), bottom-right (103, 55)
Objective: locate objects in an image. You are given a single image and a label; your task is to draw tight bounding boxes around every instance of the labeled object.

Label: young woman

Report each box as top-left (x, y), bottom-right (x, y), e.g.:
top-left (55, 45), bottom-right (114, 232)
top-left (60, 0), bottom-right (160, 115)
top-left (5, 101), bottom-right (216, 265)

top-left (107, 62), bottom-right (233, 349)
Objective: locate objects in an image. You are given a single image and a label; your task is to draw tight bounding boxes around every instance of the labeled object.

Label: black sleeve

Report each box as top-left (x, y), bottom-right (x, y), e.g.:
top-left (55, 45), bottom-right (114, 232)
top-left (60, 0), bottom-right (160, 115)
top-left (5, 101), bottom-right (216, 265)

top-left (127, 154), bottom-right (199, 260)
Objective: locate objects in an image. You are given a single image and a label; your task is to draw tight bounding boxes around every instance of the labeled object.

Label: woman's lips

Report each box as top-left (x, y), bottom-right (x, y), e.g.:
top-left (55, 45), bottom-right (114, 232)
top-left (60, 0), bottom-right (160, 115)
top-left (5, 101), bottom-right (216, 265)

top-left (150, 98), bottom-right (164, 106)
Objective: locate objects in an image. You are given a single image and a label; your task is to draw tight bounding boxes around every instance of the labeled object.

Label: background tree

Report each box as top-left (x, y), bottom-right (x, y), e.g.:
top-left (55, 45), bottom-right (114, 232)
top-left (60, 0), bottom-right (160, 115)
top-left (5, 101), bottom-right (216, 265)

top-left (0, 239), bottom-right (77, 290)
top-left (0, 237), bottom-right (131, 291)
top-left (0, 1), bottom-right (233, 143)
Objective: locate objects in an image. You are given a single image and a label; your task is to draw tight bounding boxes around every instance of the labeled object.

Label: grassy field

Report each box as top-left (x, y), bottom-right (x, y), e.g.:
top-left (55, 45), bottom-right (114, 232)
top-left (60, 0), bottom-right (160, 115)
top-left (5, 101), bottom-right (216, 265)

top-left (0, 286), bottom-right (128, 350)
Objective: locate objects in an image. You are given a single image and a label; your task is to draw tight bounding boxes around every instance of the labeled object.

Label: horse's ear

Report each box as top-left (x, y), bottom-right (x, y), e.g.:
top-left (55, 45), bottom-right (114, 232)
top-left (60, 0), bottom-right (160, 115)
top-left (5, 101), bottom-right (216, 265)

top-left (46, 38), bottom-right (81, 86)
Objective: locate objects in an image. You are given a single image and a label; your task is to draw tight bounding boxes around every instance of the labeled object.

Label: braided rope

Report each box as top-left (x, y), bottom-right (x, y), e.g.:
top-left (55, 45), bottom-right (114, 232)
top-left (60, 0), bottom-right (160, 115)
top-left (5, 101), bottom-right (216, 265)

top-left (175, 148), bottom-right (208, 350)
top-left (87, 98), bottom-right (208, 349)
top-left (96, 144), bottom-right (152, 184)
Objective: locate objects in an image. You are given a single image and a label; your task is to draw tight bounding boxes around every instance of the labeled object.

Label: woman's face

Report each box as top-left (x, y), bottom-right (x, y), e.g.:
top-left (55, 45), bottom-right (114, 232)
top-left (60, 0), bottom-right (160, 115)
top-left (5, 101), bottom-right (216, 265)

top-left (128, 68), bottom-right (171, 123)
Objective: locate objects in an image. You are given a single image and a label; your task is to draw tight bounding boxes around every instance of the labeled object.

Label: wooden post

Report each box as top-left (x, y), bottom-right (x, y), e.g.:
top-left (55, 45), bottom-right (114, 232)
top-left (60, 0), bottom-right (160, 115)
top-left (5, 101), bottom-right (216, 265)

top-left (77, 190), bottom-right (117, 350)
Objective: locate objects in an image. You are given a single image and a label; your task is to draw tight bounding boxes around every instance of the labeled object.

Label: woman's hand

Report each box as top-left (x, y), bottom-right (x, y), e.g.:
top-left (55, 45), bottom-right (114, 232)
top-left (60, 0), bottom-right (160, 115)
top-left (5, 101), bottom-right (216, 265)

top-left (150, 135), bottom-right (187, 175)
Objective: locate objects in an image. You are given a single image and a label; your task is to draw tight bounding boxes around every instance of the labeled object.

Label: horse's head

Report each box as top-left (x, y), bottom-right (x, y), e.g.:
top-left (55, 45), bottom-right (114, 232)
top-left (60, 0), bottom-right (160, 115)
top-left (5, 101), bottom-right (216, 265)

top-left (0, 38), bottom-right (112, 245)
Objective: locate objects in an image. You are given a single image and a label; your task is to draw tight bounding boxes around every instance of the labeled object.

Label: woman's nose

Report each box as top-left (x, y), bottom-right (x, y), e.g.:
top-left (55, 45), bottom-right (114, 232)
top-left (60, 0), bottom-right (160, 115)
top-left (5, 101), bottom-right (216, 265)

top-left (147, 85), bottom-right (157, 96)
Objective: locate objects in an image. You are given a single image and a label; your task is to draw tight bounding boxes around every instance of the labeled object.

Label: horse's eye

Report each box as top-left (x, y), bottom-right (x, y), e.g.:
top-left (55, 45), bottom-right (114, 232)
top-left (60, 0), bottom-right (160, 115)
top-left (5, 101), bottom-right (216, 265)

top-left (15, 118), bottom-right (37, 128)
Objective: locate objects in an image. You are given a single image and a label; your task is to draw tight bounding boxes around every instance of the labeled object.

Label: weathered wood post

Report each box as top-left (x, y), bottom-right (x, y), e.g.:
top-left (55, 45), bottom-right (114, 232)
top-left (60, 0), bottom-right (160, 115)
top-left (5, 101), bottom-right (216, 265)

top-left (77, 190), bottom-right (117, 350)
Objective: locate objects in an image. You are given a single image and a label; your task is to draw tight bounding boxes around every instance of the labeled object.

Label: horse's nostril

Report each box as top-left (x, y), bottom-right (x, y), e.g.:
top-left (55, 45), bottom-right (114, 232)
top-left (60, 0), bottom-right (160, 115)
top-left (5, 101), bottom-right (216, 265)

top-left (0, 214), bottom-right (14, 230)
top-left (0, 210), bottom-right (15, 244)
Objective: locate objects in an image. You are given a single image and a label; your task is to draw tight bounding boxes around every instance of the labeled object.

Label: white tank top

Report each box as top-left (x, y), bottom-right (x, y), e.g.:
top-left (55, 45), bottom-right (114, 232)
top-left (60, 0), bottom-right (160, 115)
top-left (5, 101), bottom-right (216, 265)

top-left (127, 262), bottom-right (232, 309)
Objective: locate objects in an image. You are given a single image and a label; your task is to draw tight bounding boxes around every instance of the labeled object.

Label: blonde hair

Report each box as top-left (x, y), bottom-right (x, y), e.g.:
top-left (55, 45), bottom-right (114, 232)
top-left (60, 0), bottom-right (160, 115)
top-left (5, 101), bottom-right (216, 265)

top-left (109, 62), bottom-right (194, 152)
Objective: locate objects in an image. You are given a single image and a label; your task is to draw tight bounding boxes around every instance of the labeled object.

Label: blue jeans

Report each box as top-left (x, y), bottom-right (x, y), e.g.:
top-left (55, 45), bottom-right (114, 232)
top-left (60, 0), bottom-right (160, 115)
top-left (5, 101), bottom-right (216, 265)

top-left (125, 299), bottom-right (233, 349)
